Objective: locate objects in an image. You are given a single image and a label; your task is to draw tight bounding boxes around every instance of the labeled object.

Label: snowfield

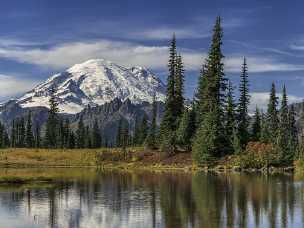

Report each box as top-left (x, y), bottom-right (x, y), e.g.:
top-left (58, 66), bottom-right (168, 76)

top-left (17, 59), bottom-right (166, 114)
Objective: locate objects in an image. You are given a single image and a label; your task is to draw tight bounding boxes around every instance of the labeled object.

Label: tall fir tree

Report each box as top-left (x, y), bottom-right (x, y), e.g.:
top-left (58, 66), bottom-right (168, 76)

top-left (175, 53), bottom-right (185, 118)
top-left (25, 111), bottom-right (34, 148)
top-left (266, 82), bottom-right (279, 144)
top-left (251, 107), bottom-right (261, 141)
top-left (45, 87), bottom-right (60, 148)
top-left (193, 16), bottom-right (228, 163)
top-left (176, 105), bottom-right (196, 151)
top-left (225, 81), bottom-right (236, 152)
top-left (195, 65), bottom-right (208, 124)
top-left (160, 34), bottom-right (178, 153)
top-left (277, 85), bottom-right (290, 162)
top-left (237, 57), bottom-right (250, 149)
top-left (116, 119), bottom-right (123, 147)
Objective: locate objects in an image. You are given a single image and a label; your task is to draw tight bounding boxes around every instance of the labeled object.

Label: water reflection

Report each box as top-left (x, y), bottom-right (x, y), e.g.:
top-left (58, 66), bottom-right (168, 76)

top-left (0, 169), bottom-right (303, 228)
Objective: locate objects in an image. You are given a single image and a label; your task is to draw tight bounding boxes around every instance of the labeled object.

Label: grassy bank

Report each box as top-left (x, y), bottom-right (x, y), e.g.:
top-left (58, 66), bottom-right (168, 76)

top-left (0, 147), bottom-right (296, 172)
top-left (0, 148), bottom-right (300, 186)
top-left (0, 148), bottom-right (193, 170)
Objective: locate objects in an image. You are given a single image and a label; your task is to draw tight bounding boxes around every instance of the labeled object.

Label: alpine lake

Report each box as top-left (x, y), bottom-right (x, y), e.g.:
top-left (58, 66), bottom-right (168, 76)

top-left (0, 168), bottom-right (303, 228)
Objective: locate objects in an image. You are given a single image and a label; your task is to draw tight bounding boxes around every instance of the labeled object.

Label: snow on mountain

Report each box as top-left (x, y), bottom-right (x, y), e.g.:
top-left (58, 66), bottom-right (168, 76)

top-left (17, 59), bottom-right (166, 114)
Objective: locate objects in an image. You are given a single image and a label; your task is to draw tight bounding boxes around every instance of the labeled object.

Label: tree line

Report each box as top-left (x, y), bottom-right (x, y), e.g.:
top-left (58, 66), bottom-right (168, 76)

top-left (158, 16), bottom-right (301, 166)
top-left (0, 86), bottom-right (158, 150)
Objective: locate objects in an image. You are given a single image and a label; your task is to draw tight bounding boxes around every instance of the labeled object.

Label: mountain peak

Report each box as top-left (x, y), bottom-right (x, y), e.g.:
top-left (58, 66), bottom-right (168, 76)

top-left (17, 59), bottom-right (166, 114)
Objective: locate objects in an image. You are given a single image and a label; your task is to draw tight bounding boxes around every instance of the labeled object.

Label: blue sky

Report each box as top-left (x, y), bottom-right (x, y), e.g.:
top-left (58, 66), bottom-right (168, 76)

top-left (1, 0), bottom-right (304, 109)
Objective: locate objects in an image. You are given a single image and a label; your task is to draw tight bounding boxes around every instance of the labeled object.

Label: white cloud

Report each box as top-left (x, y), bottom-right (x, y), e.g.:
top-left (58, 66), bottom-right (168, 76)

top-left (0, 39), bottom-right (302, 74)
top-left (130, 28), bottom-right (209, 40)
top-left (250, 92), bottom-right (303, 112)
top-left (0, 74), bottom-right (38, 98)
top-left (0, 39), bottom-right (204, 71)
top-left (290, 43), bottom-right (304, 51)
top-left (225, 56), bottom-right (304, 73)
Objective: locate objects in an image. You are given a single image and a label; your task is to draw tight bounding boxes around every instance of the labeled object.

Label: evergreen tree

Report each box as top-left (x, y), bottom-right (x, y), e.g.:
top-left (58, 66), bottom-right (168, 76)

top-left (85, 126), bottom-right (92, 148)
top-left (193, 112), bottom-right (218, 164)
top-left (277, 85), bottom-right (290, 161)
top-left (120, 121), bottom-right (129, 152)
top-left (225, 81), bottom-right (236, 152)
top-left (3, 129), bottom-right (9, 148)
top-left (176, 106), bottom-right (196, 151)
top-left (63, 119), bottom-right (71, 148)
top-left (76, 117), bottom-right (85, 148)
top-left (251, 107), bottom-right (261, 141)
top-left (0, 123), bottom-right (4, 148)
top-left (45, 87), bottom-right (60, 148)
top-left (193, 16), bottom-right (228, 163)
top-left (175, 53), bottom-right (185, 118)
top-left (195, 65), bottom-right (208, 124)
top-left (287, 104), bottom-right (298, 162)
top-left (139, 114), bottom-right (148, 145)
top-left (25, 111), bottom-right (34, 148)
top-left (298, 102), bottom-right (304, 158)
top-left (18, 118), bottom-right (26, 147)
top-left (145, 96), bottom-right (158, 149)
top-left (260, 112), bottom-right (269, 143)
top-left (92, 119), bottom-right (101, 148)
top-left (0, 123), bottom-right (8, 148)
top-left (58, 119), bottom-right (65, 148)
top-left (237, 57), bottom-right (250, 149)
top-left (10, 120), bottom-right (16, 148)
top-left (69, 131), bottom-right (75, 149)
top-left (116, 119), bottom-right (122, 147)
top-left (232, 128), bottom-right (242, 155)
top-left (300, 101), bottom-right (304, 139)
top-left (266, 82), bottom-right (279, 144)
top-left (35, 125), bottom-right (41, 148)
top-left (133, 116), bottom-right (141, 145)
top-left (160, 34), bottom-right (178, 153)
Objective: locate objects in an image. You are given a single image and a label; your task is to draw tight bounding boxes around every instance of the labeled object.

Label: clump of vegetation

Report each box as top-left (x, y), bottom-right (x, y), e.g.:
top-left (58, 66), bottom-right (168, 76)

top-left (234, 142), bottom-right (279, 169)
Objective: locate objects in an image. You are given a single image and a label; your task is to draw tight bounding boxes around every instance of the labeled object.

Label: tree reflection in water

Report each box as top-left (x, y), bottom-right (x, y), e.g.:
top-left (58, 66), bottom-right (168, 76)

top-left (0, 169), bottom-right (302, 228)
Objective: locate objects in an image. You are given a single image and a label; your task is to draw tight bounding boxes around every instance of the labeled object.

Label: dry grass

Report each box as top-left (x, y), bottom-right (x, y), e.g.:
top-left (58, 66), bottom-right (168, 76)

top-left (0, 147), bottom-right (144, 167)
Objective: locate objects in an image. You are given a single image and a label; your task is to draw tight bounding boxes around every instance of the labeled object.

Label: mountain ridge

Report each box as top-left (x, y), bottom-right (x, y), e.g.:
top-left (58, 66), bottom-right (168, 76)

top-left (16, 59), bottom-right (166, 114)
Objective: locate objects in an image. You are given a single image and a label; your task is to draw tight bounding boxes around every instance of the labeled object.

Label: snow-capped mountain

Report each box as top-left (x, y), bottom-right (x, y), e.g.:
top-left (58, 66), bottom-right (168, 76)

top-left (17, 59), bottom-right (166, 114)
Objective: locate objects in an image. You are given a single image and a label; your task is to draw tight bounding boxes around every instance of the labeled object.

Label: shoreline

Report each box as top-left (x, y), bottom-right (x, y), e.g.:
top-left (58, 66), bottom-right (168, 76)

top-left (0, 161), bottom-right (295, 174)
top-left (0, 148), bottom-right (299, 176)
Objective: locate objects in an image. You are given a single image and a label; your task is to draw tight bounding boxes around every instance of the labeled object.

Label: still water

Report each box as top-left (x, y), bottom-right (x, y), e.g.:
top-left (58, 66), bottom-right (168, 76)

top-left (0, 169), bottom-right (303, 228)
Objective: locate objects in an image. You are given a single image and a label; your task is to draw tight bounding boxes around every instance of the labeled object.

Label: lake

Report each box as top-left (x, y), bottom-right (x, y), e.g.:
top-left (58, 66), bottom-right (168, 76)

top-left (0, 168), bottom-right (303, 228)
